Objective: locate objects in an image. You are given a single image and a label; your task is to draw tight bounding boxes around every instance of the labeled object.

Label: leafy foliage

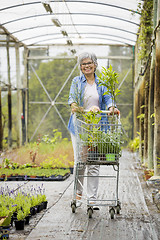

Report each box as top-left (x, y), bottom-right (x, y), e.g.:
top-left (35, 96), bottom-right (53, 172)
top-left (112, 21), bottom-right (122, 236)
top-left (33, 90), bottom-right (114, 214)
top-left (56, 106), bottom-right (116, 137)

top-left (98, 131), bottom-right (122, 155)
top-left (0, 212), bottom-right (12, 226)
top-left (128, 135), bottom-right (140, 152)
top-left (0, 184), bottom-right (47, 224)
top-left (137, 0), bottom-right (153, 60)
top-left (98, 65), bottom-right (120, 102)
top-left (82, 111), bottom-right (101, 125)
top-left (79, 111), bottom-right (122, 155)
top-left (17, 210), bottom-right (26, 221)
top-left (2, 130), bottom-right (74, 168)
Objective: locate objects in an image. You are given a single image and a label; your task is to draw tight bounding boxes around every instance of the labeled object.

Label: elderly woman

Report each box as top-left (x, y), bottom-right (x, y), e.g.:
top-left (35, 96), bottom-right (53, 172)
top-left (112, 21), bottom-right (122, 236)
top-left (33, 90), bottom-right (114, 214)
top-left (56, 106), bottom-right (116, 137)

top-left (68, 52), bottom-right (119, 209)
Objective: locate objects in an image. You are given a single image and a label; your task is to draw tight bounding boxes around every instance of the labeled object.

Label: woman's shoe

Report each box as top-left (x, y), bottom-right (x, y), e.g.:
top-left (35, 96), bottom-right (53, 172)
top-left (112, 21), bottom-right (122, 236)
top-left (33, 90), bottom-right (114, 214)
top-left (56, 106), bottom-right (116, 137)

top-left (76, 194), bottom-right (82, 208)
top-left (76, 201), bottom-right (82, 207)
top-left (93, 206), bottom-right (99, 210)
top-left (89, 202), bottom-right (99, 210)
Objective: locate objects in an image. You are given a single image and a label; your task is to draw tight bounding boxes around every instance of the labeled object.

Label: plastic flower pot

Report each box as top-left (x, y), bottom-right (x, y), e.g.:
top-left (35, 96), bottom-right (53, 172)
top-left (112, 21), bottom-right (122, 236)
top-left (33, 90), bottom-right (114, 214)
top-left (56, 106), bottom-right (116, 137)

top-left (106, 154), bottom-right (116, 161)
top-left (14, 219), bottom-right (25, 230)
top-left (0, 225), bottom-right (10, 239)
top-left (30, 207), bottom-right (37, 216)
top-left (25, 215), bottom-right (31, 225)
top-left (43, 201), bottom-right (48, 209)
top-left (40, 202), bottom-right (44, 211)
top-left (30, 207), bottom-right (34, 216)
top-left (87, 147), bottom-right (99, 161)
top-left (36, 205), bottom-right (41, 213)
top-left (69, 167), bottom-right (74, 174)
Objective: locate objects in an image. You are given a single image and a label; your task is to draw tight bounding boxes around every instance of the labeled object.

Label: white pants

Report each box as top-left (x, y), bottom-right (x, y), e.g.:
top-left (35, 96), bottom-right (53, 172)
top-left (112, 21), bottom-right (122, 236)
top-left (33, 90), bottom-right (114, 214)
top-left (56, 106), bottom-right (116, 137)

top-left (71, 132), bottom-right (100, 202)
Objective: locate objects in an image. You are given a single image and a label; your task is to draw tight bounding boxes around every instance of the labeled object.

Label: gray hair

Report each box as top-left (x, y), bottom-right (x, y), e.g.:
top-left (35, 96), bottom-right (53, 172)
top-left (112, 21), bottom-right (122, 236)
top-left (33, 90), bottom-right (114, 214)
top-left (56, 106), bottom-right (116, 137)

top-left (78, 52), bottom-right (98, 68)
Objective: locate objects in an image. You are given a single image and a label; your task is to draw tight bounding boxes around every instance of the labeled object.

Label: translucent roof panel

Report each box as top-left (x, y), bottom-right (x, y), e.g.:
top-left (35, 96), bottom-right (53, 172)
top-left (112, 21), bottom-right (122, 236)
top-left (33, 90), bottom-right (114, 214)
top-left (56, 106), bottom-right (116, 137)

top-left (0, 0), bottom-right (143, 47)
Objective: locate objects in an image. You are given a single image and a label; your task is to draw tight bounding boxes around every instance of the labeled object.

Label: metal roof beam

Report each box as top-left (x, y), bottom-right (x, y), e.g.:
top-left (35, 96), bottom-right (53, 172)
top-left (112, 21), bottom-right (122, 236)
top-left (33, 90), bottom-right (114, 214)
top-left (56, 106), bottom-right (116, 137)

top-left (0, 1), bottom-right (140, 15)
top-left (58, 0), bottom-right (141, 15)
top-left (28, 43), bottom-right (133, 47)
top-left (27, 56), bottom-right (133, 60)
top-left (31, 36), bottom-right (133, 46)
top-left (0, 25), bottom-right (27, 47)
top-left (1, 13), bottom-right (139, 27)
top-left (11, 24), bottom-right (137, 36)
top-left (21, 32), bottom-right (135, 44)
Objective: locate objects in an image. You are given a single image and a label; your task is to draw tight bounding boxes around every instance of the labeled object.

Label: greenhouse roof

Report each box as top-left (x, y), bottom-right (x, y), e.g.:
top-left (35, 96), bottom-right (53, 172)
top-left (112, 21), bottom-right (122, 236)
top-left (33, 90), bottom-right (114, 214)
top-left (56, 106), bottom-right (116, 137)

top-left (0, 0), bottom-right (142, 47)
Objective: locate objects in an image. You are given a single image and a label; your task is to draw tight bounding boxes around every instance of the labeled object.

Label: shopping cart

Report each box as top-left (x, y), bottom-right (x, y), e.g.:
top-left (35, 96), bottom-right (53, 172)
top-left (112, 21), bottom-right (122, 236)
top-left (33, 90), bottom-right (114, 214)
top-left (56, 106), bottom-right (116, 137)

top-left (71, 110), bottom-right (122, 219)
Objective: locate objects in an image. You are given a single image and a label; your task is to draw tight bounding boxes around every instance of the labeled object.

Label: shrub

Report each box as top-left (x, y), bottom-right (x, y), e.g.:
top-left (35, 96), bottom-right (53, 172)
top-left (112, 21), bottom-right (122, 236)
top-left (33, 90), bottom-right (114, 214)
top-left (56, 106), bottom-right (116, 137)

top-left (128, 136), bottom-right (140, 152)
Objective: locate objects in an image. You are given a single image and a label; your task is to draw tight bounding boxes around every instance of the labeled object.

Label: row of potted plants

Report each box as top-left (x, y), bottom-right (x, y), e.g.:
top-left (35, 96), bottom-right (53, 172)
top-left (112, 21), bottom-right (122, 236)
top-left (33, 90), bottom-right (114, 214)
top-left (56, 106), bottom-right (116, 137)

top-left (1, 156), bottom-right (74, 171)
top-left (0, 157), bottom-right (73, 181)
top-left (0, 168), bottom-right (70, 181)
top-left (0, 184), bottom-right (48, 239)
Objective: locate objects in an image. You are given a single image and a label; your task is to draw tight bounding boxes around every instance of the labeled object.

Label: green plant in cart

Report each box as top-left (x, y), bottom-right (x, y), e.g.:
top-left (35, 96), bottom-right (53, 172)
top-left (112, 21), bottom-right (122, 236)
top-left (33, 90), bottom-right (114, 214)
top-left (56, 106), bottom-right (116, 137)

top-left (79, 111), bottom-right (101, 147)
top-left (82, 111), bottom-right (101, 124)
top-left (98, 130), bottom-right (122, 156)
top-left (98, 65), bottom-right (120, 104)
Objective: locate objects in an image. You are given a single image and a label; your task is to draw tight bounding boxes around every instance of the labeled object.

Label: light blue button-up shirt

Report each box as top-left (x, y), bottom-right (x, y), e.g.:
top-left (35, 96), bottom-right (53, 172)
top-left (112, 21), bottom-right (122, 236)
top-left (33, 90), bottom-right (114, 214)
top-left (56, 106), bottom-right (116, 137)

top-left (68, 73), bottom-right (114, 134)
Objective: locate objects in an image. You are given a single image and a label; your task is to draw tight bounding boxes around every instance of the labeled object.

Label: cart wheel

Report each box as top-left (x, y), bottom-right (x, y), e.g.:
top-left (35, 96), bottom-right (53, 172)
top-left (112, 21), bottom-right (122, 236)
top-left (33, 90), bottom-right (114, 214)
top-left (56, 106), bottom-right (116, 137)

top-left (116, 205), bottom-right (120, 214)
top-left (71, 204), bottom-right (76, 213)
top-left (109, 208), bottom-right (115, 219)
top-left (87, 208), bottom-right (93, 218)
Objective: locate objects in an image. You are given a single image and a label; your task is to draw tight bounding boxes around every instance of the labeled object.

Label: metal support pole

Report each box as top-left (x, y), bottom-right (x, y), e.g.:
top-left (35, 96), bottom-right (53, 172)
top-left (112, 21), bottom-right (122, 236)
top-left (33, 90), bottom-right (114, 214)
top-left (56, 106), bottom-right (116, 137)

top-left (23, 47), bottom-right (29, 144)
top-left (0, 86), bottom-right (3, 151)
top-left (148, 0), bottom-right (157, 169)
top-left (139, 82), bottom-right (145, 163)
top-left (22, 90), bottom-right (26, 144)
top-left (133, 44), bottom-right (140, 138)
top-left (154, 0), bottom-right (160, 176)
top-left (6, 35), bottom-right (12, 149)
top-left (132, 46), bottom-right (135, 140)
top-left (15, 42), bottom-right (22, 146)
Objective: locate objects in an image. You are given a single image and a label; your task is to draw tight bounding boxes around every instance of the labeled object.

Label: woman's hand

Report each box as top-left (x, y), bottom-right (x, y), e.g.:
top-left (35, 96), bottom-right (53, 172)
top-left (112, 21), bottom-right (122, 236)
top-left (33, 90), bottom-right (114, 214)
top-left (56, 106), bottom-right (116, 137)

top-left (71, 103), bottom-right (84, 113)
top-left (89, 106), bottom-right (100, 113)
top-left (109, 106), bottom-right (120, 115)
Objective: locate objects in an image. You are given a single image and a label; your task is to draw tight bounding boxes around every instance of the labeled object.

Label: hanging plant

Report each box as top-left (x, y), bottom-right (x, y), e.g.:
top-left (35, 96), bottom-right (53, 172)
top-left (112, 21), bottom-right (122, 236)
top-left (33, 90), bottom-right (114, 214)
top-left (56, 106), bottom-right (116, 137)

top-left (137, 0), bottom-right (153, 60)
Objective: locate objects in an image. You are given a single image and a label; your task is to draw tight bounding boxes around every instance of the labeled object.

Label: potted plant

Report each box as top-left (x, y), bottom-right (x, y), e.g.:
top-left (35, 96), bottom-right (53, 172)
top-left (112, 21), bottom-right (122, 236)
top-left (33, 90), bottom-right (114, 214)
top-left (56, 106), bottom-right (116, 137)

top-left (144, 169), bottom-right (154, 180)
top-left (23, 204), bottom-right (31, 225)
top-left (98, 65), bottom-right (122, 160)
top-left (97, 130), bottom-right (122, 161)
top-left (98, 65), bottom-right (120, 111)
top-left (35, 194), bottom-right (44, 213)
top-left (37, 193), bottom-right (48, 209)
top-left (42, 195), bottom-right (48, 209)
top-left (0, 207), bottom-right (12, 225)
top-left (79, 109), bottom-right (121, 161)
top-left (29, 195), bottom-right (39, 215)
top-left (0, 207), bottom-right (12, 239)
top-left (14, 209), bottom-right (26, 230)
top-left (79, 111), bottom-right (102, 159)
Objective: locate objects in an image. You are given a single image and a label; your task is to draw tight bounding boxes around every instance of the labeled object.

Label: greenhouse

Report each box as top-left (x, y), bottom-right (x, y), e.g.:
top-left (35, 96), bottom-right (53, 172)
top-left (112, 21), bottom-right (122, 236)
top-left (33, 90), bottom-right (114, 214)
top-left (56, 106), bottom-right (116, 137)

top-left (0, 0), bottom-right (160, 239)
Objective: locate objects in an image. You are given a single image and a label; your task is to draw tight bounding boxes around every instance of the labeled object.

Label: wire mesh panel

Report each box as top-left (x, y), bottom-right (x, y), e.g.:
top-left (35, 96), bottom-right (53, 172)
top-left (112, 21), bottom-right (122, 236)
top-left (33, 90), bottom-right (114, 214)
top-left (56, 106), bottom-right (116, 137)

top-left (75, 113), bottom-right (122, 165)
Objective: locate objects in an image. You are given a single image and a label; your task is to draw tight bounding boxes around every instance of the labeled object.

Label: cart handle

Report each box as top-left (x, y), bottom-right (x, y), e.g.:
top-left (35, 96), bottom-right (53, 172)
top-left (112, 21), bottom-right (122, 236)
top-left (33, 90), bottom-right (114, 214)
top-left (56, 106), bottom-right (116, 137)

top-left (83, 109), bottom-right (120, 119)
top-left (84, 110), bottom-right (110, 114)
